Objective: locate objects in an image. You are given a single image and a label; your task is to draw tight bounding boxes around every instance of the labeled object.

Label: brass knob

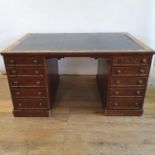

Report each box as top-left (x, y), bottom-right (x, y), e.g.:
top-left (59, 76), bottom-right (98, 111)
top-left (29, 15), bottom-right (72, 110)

top-left (11, 70), bottom-right (17, 74)
top-left (36, 81), bottom-right (41, 85)
top-left (116, 70), bottom-right (121, 74)
top-left (136, 90), bottom-right (141, 95)
top-left (141, 58), bottom-right (147, 63)
top-left (138, 80), bottom-right (143, 84)
top-left (114, 91), bottom-right (119, 95)
top-left (16, 91), bottom-right (20, 95)
top-left (34, 70), bottom-right (39, 74)
top-left (13, 81), bottom-right (19, 85)
top-left (37, 91), bottom-right (42, 95)
top-left (135, 102), bottom-right (139, 106)
top-left (115, 80), bottom-right (120, 84)
top-left (39, 102), bottom-right (42, 106)
top-left (139, 69), bottom-right (145, 73)
top-left (33, 59), bottom-right (38, 64)
top-left (18, 103), bottom-right (22, 107)
top-left (114, 102), bottom-right (118, 106)
top-left (10, 59), bottom-right (15, 64)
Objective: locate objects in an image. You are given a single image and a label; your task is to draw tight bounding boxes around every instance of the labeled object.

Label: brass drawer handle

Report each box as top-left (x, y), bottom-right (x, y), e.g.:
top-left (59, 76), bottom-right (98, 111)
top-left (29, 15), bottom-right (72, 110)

top-left (34, 70), bottom-right (39, 74)
top-left (115, 80), bottom-right (120, 84)
top-left (36, 81), bottom-right (41, 85)
top-left (116, 69), bottom-right (121, 74)
top-left (136, 90), bottom-right (141, 95)
top-left (114, 91), bottom-right (119, 95)
top-left (15, 91), bottom-right (21, 95)
top-left (141, 58), bottom-right (147, 64)
top-left (13, 81), bottom-right (19, 85)
top-left (11, 70), bottom-right (17, 74)
top-left (114, 102), bottom-right (118, 106)
top-left (9, 59), bottom-right (15, 64)
top-left (139, 69), bottom-right (145, 73)
top-left (18, 103), bottom-right (22, 107)
top-left (37, 91), bottom-right (42, 95)
top-left (138, 80), bottom-right (143, 84)
top-left (33, 59), bottom-right (39, 64)
top-left (135, 102), bottom-right (139, 106)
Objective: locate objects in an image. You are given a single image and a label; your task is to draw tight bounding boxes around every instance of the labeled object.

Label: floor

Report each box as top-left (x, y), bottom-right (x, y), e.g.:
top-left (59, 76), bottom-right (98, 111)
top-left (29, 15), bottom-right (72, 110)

top-left (0, 74), bottom-right (155, 155)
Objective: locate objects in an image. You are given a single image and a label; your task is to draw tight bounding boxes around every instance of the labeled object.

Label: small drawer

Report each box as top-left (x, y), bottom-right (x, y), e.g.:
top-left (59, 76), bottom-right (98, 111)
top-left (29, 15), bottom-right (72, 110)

top-left (12, 88), bottom-right (47, 98)
top-left (110, 88), bottom-right (145, 97)
top-left (13, 99), bottom-right (49, 109)
top-left (108, 98), bottom-right (143, 109)
top-left (5, 56), bottom-right (44, 66)
top-left (7, 67), bottom-right (44, 76)
top-left (112, 56), bottom-right (151, 66)
top-left (112, 66), bottom-right (149, 76)
top-left (111, 77), bottom-right (147, 87)
top-left (9, 77), bottom-right (45, 87)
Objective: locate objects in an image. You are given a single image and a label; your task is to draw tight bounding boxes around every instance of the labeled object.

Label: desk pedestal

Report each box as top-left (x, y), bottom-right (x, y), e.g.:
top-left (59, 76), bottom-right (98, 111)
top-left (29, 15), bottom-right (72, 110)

top-left (97, 55), bottom-right (152, 116)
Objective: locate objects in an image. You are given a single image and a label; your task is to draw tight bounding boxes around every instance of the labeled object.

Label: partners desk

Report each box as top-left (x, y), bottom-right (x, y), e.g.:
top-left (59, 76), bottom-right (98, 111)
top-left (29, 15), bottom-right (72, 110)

top-left (1, 33), bottom-right (154, 117)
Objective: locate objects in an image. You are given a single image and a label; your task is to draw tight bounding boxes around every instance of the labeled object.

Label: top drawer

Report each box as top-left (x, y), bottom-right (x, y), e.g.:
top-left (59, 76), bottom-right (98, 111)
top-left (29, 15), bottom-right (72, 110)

top-left (112, 56), bottom-right (151, 66)
top-left (4, 56), bottom-right (44, 66)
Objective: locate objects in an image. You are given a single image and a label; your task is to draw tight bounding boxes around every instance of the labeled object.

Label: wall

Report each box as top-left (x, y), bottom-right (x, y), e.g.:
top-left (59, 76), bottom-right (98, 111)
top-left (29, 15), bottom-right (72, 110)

top-left (0, 0), bottom-right (154, 74)
top-left (148, 0), bottom-right (155, 76)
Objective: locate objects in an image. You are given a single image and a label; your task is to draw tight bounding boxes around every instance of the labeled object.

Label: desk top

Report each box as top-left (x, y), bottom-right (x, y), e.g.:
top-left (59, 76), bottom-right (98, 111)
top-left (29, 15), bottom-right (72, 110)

top-left (1, 33), bottom-right (153, 54)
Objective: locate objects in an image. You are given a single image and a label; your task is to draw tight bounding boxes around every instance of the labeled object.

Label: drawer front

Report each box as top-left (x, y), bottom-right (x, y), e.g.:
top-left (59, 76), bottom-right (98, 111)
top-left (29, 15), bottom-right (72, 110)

top-left (9, 77), bottom-right (45, 87)
top-left (110, 88), bottom-right (145, 97)
top-left (13, 99), bottom-right (49, 109)
top-left (112, 66), bottom-right (149, 76)
top-left (112, 56), bottom-right (151, 66)
top-left (7, 67), bottom-right (44, 76)
top-left (111, 77), bottom-right (147, 87)
top-left (12, 88), bottom-right (47, 98)
top-left (5, 56), bottom-right (44, 66)
top-left (108, 98), bottom-right (143, 109)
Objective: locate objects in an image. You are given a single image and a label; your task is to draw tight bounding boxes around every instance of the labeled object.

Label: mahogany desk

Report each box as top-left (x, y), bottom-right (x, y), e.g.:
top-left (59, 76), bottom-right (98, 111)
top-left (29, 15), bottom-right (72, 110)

top-left (1, 33), bottom-right (154, 117)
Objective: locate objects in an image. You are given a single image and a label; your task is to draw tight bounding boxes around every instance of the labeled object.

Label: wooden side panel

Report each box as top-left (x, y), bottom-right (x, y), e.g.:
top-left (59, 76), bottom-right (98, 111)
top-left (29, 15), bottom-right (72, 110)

top-left (46, 58), bottom-right (60, 109)
top-left (96, 57), bottom-right (111, 108)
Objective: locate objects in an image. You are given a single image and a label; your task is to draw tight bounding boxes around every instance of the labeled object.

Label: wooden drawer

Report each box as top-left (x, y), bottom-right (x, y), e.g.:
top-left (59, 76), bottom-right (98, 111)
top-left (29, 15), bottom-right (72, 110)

top-left (13, 99), bottom-right (49, 109)
top-left (108, 98), bottom-right (143, 109)
top-left (5, 56), bottom-right (44, 66)
top-left (112, 66), bottom-right (149, 76)
top-left (110, 88), bottom-right (145, 97)
top-left (111, 77), bottom-right (147, 87)
top-left (112, 56), bottom-right (151, 66)
top-left (9, 77), bottom-right (45, 87)
top-left (12, 88), bottom-right (47, 98)
top-left (7, 67), bottom-right (44, 76)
